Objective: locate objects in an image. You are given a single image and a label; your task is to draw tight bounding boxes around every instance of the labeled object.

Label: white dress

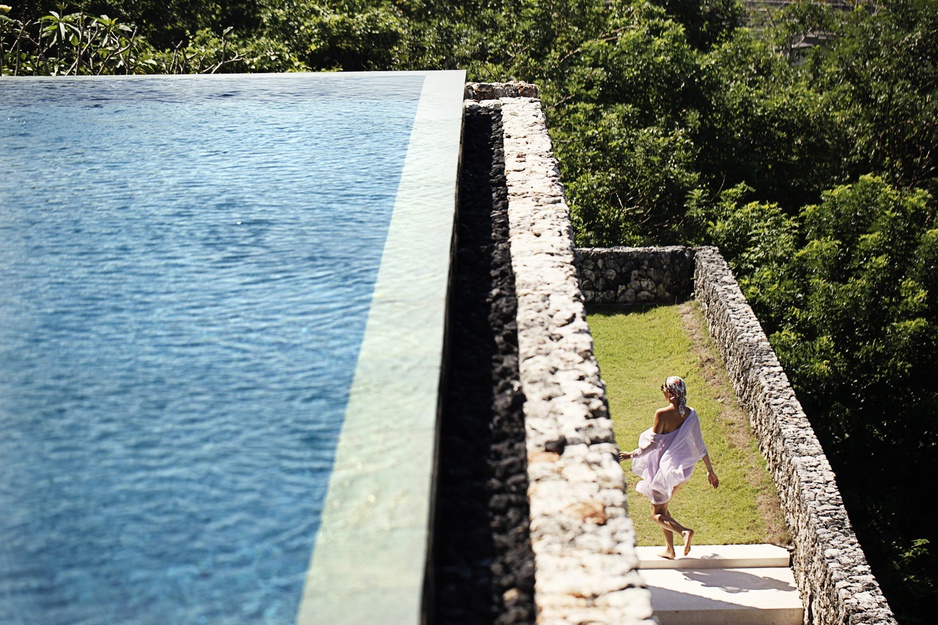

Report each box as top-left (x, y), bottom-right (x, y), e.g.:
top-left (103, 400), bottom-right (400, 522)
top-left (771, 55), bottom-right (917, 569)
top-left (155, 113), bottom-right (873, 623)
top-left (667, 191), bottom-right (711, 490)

top-left (629, 408), bottom-right (708, 505)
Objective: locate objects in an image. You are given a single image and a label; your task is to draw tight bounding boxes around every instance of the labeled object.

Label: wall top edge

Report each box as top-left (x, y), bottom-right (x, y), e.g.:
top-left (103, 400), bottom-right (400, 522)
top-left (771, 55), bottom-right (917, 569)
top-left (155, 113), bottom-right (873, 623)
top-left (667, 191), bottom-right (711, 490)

top-left (464, 81), bottom-right (539, 100)
top-left (576, 245), bottom-right (720, 253)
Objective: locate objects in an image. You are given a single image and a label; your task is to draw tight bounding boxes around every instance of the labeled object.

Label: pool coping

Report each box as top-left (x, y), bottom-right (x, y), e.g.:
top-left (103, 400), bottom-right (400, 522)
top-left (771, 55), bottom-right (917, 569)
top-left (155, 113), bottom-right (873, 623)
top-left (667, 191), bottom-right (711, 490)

top-left (294, 69), bottom-right (466, 625)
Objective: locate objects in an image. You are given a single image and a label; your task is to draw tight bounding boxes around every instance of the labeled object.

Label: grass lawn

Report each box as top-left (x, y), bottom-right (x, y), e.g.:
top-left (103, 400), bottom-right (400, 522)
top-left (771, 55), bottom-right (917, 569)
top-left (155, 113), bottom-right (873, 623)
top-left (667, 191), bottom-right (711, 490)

top-left (587, 302), bottom-right (790, 548)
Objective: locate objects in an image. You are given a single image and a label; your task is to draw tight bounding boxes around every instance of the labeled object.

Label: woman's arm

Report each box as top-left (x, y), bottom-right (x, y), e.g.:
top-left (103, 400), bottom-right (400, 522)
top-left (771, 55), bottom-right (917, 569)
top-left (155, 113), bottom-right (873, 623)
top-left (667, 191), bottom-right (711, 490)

top-left (618, 409), bottom-right (667, 462)
top-left (619, 445), bottom-right (644, 461)
top-left (619, 428), bottom-right (658, 461)
top-left (702, 453), bottom-right (719, 488)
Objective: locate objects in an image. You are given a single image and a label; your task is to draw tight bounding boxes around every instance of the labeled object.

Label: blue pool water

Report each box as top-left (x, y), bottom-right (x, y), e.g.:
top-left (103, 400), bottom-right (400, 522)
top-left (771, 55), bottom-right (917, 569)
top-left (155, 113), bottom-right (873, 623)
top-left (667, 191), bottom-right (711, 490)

top-left (0, 73), bottom-right (425, 624)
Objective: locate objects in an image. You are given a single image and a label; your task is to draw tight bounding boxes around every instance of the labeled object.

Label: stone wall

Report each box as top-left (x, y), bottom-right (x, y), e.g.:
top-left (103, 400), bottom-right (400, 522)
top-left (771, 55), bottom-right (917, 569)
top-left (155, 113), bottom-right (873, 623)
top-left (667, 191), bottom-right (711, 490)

top-left (434, 99), bottom-right (536, 625)
top-left (465, 84), bottom-right (656, 625)
top-left (691, 247), bottom-right (897, 625)
top-left (573, 244), bottom-right (898, 625)
top-left (575, 247), bottom-right (694, 305)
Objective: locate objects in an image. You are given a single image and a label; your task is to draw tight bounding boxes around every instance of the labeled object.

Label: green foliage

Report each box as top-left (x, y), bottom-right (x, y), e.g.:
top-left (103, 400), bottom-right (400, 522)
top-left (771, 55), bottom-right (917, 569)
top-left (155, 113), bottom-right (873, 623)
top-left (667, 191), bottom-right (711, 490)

top-left (1, 9), bottom-right (160, 74)
top-left (766, 0), bottom-right (842, 60)
top-left (817, 0), bottom-right (938, 187)
top-left (507, 0), bottom-right (611, 80)
top-left (160, 26), bottom-right (302, 73)
top-left (697, 32), bottom-right (849, 210)
top-left (767, 177), bottom-right (937, 437)
top-left (648, 0), bottom-right (742, 50)
top-left (0, 5), bottom-right (301, 74)
top-left (260, 0), bottom-right (405, 70)
top-left (892, 539), bottom-right (937, 609)
top-left (569, 4), bottom-right (700, 121)
top-left (550, 4), bottom-right (851, 247)
top-left (549, 3), bottom-right (705, 246)
top-left (688, 184), bottom-right (798, 273)
top-left (89, 0), bottom-right (262, 49)
top-left (561, 110), bottom-right (700, 246)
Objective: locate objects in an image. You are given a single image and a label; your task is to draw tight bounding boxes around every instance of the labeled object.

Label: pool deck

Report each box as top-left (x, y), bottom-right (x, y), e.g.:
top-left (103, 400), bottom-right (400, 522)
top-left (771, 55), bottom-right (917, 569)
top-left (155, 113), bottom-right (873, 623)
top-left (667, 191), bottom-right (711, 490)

top-left (294, 70), bottom-right (466, 625)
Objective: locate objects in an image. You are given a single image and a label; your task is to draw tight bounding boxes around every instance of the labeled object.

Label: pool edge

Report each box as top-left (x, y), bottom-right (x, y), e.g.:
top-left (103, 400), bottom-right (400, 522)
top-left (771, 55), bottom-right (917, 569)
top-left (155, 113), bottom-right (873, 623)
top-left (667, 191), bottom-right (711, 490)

top-left (295, 69), bottom-right (466, 625)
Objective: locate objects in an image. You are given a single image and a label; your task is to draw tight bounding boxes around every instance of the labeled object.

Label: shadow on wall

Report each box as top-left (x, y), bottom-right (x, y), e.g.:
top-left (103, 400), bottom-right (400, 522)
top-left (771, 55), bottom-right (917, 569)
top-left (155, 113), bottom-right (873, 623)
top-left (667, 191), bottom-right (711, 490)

top-left (433, 99), bottom-right (535, 625)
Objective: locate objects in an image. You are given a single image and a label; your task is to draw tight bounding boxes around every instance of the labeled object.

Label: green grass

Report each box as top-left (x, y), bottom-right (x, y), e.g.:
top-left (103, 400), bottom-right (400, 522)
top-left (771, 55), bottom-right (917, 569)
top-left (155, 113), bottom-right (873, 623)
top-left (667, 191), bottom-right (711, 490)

top-left (588, 303), bottom-right (790, 548)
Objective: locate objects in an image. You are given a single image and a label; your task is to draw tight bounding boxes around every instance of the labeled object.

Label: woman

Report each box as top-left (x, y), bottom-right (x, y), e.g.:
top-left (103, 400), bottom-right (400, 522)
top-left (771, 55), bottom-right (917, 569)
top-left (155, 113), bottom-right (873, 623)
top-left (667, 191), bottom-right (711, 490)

top-left (619, 376), bottom-right (719, 559)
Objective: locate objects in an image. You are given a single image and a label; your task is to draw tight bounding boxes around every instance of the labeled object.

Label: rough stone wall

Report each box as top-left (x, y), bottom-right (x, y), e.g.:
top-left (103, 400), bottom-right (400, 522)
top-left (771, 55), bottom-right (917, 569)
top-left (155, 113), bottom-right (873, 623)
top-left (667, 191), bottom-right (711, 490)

top-left (464, 82), bottom-right (540, 100)
top-left (692, 247), bottom-right (897, 625)
top-left (465, 84), bottom-right (655, 625)
top-left (575, 247), bottom-right (694, 305)
top-left (573, 244), bottom-right (898, 625)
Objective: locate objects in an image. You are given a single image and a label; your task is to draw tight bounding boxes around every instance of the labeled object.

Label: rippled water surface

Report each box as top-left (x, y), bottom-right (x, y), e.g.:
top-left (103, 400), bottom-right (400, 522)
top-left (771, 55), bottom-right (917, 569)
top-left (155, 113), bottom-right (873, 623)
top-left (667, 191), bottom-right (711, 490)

top-left (0, 73), bottom-right (425, 624)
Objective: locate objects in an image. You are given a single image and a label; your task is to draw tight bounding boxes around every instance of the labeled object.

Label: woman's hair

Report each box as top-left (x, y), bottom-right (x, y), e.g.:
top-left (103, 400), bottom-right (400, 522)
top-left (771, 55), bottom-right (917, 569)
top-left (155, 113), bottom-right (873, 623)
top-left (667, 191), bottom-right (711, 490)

top-left (664, 376), bottom-right (687, 416)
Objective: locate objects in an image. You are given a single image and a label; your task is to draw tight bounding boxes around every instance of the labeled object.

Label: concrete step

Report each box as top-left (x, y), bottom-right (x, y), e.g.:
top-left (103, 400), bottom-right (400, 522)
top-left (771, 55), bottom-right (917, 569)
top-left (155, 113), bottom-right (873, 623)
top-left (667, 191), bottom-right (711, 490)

top-left (637, 545), bottom-right (804, 625)
top-left (636, 544), bottom-right (791, 570)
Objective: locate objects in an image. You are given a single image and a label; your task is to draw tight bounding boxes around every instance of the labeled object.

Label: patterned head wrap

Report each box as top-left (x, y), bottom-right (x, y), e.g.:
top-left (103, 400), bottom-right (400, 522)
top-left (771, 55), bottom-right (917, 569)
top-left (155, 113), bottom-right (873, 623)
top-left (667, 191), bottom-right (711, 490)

top-left (664, 376), bottom-right (687, 416)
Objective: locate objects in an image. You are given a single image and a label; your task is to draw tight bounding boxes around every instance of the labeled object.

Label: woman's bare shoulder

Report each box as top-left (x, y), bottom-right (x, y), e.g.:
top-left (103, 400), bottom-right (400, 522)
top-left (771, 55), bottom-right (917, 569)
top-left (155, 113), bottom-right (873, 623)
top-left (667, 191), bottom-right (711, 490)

top-left (653, 406), bottom-right (676, 433)
top-left (656, 404), bottom-right (680, 417)
top-left (655, 405), bottom-right (684, 433)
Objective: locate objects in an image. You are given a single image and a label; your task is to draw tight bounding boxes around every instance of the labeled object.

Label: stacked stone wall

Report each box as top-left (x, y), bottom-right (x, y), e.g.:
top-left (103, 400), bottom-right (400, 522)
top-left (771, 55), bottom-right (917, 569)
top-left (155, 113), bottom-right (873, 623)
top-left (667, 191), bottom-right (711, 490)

top-left (465, 84), bottom-right (655, 625)
top-left (434, 100), bottom-right (536, 625)
top-left (691, 247), bottom-right (896, 625)
top-left (575, 246), bottom-right (694, 305)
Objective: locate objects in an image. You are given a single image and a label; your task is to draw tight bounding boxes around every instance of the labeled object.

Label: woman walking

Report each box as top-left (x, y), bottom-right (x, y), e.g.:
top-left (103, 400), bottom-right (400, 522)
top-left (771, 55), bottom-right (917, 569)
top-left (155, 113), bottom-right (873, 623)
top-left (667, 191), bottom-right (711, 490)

top-left (620, 376), bottom-right (719, 559)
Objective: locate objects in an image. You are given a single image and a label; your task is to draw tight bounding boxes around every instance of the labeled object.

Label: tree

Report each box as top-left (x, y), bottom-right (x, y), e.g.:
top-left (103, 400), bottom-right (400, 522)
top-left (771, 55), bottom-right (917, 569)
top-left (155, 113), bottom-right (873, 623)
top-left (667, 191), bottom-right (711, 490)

top-left (94, 0), bottom-right (262, 49)
top-left (735, 176), bottom-right (938, 619)
top-left (817, 0), bottom-right (938, 189)
top-left (648, 0), bottom-right (742, 50)
top-left (259, 0), bottom-right (405, 71)
top-left (694, 31), bottom-right (849, 213)
top-left (548, 3), bottom-right (706, 245)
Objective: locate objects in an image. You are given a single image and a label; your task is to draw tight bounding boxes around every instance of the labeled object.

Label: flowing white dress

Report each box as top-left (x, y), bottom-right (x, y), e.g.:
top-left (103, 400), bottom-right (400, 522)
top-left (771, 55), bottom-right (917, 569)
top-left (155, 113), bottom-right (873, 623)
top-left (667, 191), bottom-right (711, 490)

top-left (629, 408), bottom-right (708, 505)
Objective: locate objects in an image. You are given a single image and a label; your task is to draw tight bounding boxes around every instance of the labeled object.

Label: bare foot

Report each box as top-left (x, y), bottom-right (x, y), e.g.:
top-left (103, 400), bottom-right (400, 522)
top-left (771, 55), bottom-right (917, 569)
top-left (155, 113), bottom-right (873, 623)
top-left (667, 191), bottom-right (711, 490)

top-left (682, 529), bottom-right (694, 556)
top-left (658, 548), bottom-right (675, 560)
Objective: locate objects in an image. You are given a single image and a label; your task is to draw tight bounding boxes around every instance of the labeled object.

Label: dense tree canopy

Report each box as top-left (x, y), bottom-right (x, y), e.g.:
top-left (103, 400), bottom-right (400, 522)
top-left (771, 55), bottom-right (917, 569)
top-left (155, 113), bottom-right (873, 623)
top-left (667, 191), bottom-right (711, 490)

top-left (2, 0), bottom-right (937, 621)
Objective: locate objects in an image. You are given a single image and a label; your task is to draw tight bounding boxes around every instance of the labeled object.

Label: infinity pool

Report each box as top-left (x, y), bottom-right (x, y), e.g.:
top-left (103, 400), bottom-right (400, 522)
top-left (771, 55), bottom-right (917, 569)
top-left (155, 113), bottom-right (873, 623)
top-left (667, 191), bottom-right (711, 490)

top-left (0, 71), bottom-right (465, 625)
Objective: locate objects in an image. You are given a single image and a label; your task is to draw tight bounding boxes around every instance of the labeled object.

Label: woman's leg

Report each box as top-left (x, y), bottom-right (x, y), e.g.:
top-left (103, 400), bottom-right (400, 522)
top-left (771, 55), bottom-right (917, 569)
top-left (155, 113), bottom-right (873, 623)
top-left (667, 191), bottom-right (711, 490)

top-left (651, 499), bottom-right (694, 557)
top-left (652, 502), bottom-right (677, 559)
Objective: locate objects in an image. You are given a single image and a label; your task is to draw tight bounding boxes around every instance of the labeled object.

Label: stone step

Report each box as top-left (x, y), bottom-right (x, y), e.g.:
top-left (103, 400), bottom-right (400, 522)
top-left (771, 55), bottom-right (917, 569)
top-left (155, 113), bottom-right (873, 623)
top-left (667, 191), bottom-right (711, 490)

top-left (635, 544), bottom-right (791, 570)
top-left (640, 566), bottom-right (804, 625)
top-left (636, 545), bottom-right (803, 625)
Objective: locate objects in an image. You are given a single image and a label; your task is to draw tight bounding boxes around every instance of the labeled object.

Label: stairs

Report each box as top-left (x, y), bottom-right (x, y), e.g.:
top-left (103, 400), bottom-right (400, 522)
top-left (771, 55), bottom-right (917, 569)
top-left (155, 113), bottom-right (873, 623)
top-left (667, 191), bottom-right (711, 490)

top-left (636, 544), bottom-right (804, 625)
